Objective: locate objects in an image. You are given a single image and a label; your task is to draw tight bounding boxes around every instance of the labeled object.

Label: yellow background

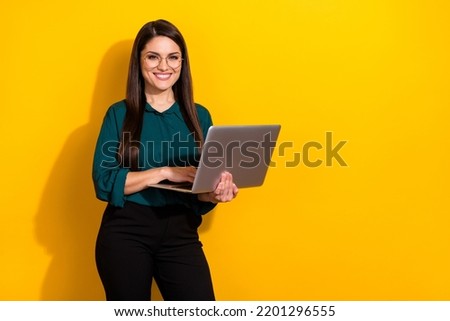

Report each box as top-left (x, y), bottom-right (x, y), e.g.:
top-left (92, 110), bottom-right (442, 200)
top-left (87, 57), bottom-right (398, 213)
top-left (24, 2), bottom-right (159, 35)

top-left (1, 0), bottom-right (449, 300)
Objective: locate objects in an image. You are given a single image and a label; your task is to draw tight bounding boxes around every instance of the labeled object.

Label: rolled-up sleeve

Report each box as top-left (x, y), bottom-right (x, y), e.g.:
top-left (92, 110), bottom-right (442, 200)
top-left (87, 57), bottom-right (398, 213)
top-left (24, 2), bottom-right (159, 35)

top-left (92, 103), bottom-right (129, 207)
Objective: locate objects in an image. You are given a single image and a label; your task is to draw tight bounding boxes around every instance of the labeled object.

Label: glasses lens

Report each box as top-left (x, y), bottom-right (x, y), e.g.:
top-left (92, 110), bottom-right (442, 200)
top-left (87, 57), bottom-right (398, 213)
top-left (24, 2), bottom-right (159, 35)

top-left (167, 55), bottom-right (182, 68)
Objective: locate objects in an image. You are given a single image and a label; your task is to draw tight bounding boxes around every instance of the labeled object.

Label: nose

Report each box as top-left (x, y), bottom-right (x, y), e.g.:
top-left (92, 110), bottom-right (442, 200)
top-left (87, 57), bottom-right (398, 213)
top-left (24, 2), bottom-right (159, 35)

top-left (157, 57), bottom-right (169, 71)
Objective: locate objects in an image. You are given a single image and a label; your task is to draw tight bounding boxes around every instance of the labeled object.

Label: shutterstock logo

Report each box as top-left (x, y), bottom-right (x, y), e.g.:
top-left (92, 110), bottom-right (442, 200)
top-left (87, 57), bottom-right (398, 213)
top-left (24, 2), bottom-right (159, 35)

top-left (100, 131), bottom-right (349, 169)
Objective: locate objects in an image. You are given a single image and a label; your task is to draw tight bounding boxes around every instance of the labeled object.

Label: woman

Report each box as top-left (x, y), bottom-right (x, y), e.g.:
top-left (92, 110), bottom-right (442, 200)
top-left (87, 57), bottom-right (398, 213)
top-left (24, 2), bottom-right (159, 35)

top-left (92, 19), bottom-right (238, 301)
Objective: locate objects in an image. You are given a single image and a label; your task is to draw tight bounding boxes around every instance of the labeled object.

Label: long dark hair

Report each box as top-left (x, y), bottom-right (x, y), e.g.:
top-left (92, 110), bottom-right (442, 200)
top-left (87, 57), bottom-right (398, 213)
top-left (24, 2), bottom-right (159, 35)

top-left (120, 19), bottom-right (203, 170)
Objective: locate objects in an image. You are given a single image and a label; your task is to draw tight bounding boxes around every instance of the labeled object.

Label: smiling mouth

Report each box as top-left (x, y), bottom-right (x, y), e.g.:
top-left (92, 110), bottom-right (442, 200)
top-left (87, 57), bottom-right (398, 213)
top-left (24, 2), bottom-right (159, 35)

top-left (154, 73), bottom-right (171, 80)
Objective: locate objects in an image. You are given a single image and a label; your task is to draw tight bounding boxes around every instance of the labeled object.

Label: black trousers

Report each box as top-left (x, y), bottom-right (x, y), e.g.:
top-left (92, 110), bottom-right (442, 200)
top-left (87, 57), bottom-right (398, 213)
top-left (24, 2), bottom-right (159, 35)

top-left (95, 202), bottom-right (215, 301)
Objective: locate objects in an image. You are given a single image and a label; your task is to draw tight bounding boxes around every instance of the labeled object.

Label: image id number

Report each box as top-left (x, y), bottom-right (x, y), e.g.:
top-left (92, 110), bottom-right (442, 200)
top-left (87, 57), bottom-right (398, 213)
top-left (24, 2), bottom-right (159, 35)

top-left (256, 305), bottom-right (336, 317)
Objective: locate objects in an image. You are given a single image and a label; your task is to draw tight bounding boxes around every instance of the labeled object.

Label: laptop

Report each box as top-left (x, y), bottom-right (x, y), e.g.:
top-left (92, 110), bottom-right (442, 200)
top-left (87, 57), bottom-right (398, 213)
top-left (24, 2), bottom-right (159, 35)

top-left (149, 124), bottom-right (281, 193)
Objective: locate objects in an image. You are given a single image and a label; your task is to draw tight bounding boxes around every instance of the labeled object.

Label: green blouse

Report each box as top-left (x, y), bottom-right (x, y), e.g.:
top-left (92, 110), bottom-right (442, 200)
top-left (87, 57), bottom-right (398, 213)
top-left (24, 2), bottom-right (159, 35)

top-left (92, 100), bottom-right (216, 215)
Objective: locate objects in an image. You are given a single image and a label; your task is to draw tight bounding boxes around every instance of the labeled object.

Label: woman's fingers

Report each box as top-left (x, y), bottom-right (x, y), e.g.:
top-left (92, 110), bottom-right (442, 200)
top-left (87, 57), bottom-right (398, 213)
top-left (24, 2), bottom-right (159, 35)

top-left (213, 172), bottom-right (237, 202)
top-left (165, 166), bottom-right (197, 183)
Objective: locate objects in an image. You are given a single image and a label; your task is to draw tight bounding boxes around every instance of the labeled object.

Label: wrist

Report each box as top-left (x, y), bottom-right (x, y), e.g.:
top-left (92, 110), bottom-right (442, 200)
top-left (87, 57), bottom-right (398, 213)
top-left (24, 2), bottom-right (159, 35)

top-left (158, 166), bottom-right (169, 181)
top-left (144, 167), bottom-right (168, 186)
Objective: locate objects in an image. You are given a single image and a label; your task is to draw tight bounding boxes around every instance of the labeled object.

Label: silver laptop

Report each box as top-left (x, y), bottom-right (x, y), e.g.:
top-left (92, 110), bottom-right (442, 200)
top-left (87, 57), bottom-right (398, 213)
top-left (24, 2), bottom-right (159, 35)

top-left (149, 124), bottom-right (281, 193)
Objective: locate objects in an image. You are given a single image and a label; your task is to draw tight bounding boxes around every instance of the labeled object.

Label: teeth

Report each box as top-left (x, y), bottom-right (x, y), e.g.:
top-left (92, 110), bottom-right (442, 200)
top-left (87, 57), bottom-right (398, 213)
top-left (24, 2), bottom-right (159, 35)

top-left (154, 73), bottom-right (171, 80)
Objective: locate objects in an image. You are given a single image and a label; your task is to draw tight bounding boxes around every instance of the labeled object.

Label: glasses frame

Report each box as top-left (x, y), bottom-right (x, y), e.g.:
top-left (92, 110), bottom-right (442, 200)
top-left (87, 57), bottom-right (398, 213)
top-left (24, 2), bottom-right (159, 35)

top-left (141, 53), bottom-right (183, 69)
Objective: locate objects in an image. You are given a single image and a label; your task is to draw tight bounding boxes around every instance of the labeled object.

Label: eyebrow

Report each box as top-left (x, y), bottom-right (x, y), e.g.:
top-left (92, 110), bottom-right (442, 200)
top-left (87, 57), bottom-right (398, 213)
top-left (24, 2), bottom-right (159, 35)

top-left (143, 50), bottom-right (181, 56)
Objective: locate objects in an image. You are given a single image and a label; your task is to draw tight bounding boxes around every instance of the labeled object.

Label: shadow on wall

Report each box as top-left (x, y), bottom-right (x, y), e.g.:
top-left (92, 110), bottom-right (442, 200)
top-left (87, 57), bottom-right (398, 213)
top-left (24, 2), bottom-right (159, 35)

top-left (34, 40), bottom-right (134, 300)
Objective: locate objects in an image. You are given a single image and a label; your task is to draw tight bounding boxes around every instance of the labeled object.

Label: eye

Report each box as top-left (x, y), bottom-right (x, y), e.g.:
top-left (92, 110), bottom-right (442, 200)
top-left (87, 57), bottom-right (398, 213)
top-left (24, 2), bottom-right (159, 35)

top-left (146, 54), bottom-right (160, 61)
top-left (168, 55), bottom-right (181, 61)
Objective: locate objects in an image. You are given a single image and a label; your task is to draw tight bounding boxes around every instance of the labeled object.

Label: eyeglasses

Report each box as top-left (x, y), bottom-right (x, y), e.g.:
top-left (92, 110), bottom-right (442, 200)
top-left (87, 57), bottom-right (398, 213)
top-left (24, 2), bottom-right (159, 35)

top-left (142, 53), bottom-right (183, 69)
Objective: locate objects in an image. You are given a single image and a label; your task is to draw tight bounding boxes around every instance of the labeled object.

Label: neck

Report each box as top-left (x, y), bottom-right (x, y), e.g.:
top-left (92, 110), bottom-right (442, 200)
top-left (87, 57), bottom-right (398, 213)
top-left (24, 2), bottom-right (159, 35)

top-left (145, 88), bottom-right (175, 112)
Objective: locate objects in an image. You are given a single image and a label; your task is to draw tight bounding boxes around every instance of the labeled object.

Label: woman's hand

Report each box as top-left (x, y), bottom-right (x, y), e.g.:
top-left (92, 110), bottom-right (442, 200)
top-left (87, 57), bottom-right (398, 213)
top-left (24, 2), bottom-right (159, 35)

top-left (161, 166), bottom-right (197, 183)
top-left (198, 172), bottom-right (239, 203)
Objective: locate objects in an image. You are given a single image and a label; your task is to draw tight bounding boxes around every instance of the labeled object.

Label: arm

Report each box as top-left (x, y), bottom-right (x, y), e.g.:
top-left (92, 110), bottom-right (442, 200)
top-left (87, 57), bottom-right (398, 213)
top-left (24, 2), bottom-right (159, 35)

top-left (124, 166), bottom-right (197, 195)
